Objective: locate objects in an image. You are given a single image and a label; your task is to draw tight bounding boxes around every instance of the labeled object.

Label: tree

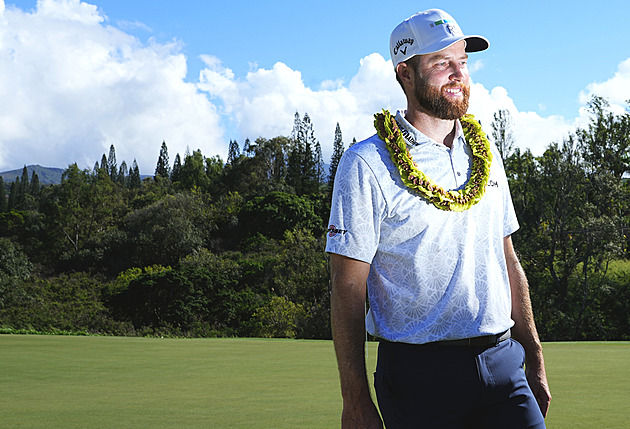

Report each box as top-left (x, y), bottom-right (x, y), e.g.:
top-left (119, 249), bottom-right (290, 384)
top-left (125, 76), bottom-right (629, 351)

top-left (8, 179), bottom-right (19, 210)
top-left (227, 140), bottom-right (241, 165)
top-left (491, 109), bottom-right (515, 163)
top-left (0, 237), bottom-right (32, 279)
top-left (107, 145), bottom-right (118, 181)
top-left (239, 191), bottom-right (323, 241)
top-left (506, 100), bottom-right (629, 340)
top-left (251, 296), bottom-right (305, 338)
top-left (243, 138), bottom-right (252, 156)
top-left (0, 177), bottom-right (6, 212)
top-left (329, 122), bottom-right (345, 195)
top-left (118, 161), bottom-right (129, 186)
top-left (155, 141), bottom-right (171, 180)
top-left (576, 96), bottom-right (630, 179)
top-left (129, 159), bottom-right (141, 188)
top-left (30, 171), bottom-right (40, 196)
top-left (179, 149), bottom-right (210, 190)
top-left (19, 166), bottom-right (29, 195)
top-left (287, 112), bottom-right (321, 194)
top-left (171, 153), bottom-right (182, 183)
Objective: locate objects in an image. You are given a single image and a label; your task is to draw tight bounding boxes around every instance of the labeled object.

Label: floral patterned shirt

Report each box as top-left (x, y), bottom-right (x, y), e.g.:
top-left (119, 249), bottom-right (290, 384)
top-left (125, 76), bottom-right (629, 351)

top-left (326, 111), bottom-right (519, 344)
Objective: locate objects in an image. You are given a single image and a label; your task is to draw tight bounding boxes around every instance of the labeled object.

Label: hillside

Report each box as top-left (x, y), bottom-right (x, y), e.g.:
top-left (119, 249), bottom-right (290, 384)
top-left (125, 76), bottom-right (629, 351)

top-left (0, 165), bottom-right (65, 185)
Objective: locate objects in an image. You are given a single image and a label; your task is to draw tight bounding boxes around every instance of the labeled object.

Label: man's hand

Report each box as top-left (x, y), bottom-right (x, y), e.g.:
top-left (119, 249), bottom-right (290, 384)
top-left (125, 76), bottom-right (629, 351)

top-left (341, 396), bottom-right (383, 429)
top-left (525, 362), bottom-right (552, 417)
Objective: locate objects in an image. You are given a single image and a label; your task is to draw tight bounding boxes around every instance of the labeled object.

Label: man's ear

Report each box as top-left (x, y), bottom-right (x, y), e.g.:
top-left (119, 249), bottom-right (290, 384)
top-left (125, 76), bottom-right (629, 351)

top-left (396, 61), bottom-right (414, 91)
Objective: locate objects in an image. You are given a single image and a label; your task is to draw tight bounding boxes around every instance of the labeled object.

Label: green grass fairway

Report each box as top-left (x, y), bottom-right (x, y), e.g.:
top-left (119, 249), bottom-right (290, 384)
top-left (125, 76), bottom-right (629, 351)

top-left (1, 336), bottom-right (628, 428)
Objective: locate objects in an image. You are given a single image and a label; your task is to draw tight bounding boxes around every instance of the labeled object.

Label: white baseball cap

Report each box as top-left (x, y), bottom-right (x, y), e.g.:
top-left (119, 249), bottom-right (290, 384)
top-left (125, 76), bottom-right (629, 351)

top-left (390, 9), bottom-right (489, 68)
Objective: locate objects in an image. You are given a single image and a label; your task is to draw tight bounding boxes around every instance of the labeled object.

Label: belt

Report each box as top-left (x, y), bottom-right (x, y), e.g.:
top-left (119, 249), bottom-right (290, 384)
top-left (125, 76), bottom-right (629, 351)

top-left (379, 330), bottom-right (511, 348)
top-left (435, 330), bottom-right (511, 347)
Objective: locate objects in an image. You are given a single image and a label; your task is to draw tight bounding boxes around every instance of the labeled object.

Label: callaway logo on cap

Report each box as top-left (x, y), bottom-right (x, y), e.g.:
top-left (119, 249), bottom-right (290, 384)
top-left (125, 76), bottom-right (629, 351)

top-left (390, 9), bottom-right (489, 68)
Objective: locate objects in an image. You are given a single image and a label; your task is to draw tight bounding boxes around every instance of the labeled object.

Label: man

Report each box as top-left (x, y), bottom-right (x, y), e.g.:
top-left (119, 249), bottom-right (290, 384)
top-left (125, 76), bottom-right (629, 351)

top-left (326, 9), bottom-right (551, 429)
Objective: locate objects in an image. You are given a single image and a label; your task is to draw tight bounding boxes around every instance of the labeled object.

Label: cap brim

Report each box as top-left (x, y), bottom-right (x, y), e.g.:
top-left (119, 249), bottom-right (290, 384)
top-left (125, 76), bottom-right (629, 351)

top-left (415, 35), bottom-right (489, 57)
top-left (464, 35), bottom-right (489, 53)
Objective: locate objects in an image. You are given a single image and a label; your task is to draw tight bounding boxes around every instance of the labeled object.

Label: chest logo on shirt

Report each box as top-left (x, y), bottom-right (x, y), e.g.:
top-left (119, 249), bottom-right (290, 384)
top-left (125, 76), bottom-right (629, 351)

top-left (487, 180), bottom-right (499, 188)
top-left (328, 225), bottom-right (347, 238)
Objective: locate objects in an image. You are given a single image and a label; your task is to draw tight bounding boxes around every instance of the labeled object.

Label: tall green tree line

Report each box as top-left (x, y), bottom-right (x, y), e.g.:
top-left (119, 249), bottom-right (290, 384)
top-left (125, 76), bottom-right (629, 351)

top-left (1, 100), bottom-right (629, 340)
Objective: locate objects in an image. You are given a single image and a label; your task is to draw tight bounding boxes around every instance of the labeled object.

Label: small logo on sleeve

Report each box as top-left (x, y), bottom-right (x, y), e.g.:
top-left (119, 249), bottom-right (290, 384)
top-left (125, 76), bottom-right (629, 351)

top-left (328, 225), bottom-right (348, 238)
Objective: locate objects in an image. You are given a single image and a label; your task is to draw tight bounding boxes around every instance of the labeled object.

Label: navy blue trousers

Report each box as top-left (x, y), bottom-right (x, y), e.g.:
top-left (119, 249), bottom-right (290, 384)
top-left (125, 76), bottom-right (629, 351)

top-left (374, 339), bottom-right (546, 428)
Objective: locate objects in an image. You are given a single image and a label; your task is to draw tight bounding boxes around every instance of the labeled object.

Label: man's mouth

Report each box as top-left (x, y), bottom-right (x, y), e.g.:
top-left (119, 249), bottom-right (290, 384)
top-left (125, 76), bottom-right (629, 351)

top-left (444, 86), bottom-right (462, 96)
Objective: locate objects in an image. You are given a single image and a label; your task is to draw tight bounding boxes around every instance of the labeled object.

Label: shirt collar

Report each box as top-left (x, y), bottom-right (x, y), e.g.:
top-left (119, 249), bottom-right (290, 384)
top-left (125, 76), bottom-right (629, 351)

top-left (394, 110), bottom-right (465, 149)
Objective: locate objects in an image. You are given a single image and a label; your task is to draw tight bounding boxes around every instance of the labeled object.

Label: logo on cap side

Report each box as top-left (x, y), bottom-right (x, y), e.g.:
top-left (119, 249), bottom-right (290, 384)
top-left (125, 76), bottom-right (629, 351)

top-left (393, 38), bottom-right (414, 56)
top-left (430, 19), bottom-right (452, 28)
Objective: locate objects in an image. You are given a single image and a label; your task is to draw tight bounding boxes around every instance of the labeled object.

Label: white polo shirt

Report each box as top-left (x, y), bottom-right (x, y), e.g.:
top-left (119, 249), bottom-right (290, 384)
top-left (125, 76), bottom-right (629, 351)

top-left (326, 111), bottom-right (519, 344)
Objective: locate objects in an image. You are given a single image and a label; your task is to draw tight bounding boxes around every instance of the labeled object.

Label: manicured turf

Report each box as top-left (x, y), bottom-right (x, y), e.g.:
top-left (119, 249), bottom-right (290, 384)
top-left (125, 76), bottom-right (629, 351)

top-left (1, 335), bottom-right (628, 428)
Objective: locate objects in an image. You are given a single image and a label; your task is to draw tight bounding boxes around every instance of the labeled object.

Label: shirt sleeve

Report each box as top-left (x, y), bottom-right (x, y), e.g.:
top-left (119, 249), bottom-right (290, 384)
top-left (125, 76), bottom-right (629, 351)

top-left (325, 149), bottom-right (386, 264)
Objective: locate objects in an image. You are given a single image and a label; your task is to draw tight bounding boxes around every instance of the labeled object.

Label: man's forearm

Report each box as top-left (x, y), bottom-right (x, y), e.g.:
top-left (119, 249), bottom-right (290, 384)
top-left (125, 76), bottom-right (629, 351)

top-left (505, 238), bottom-right (544, 362)
top-left (331, 281), bottom-right (371, 401)
top-left (329, 254), bottom-right (383, 428)
top-left (504, 236), bottom-right (552, 417)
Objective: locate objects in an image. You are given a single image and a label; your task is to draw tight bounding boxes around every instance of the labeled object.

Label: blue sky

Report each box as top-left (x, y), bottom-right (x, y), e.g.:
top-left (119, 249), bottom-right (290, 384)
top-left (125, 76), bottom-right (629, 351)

top-left (2, 0), bottom-right (630, 173)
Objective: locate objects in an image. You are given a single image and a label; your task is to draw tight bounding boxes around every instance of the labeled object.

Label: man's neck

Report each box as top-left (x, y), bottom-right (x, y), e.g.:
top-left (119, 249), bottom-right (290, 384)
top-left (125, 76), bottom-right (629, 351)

top-left (404, 108), bottom-right (457, 149)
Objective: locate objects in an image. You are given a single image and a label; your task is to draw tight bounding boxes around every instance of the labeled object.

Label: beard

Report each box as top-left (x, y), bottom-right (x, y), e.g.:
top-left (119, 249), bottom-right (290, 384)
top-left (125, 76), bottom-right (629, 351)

top-left (413, 72), bottom-right (470, 120)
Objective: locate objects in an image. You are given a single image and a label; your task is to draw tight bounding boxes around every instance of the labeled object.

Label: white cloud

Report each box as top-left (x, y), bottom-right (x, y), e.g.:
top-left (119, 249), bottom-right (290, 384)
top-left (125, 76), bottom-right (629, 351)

top-left (580, 58), bottom-right (630, 109)
top-left (198, 51), bottom-right (578, 160)
top-left (0, 0), bottom-right (224, 173)
top-left (2, 0), bottom-right (628, 175)
top-left (468, 84), bottom-right (575, 155)
top-left (199, 53), bottom-right (406, 158)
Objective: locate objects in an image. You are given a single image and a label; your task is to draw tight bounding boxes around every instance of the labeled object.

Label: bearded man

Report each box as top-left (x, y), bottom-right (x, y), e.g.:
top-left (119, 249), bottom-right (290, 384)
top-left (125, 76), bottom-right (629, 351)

top-left (326, 9), bottom-right (551, 429)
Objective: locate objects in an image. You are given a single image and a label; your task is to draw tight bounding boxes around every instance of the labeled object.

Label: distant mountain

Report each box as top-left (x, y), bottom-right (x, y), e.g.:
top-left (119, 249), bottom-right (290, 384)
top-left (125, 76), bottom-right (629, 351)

top-left (0, 165), bottom-right (65, 185)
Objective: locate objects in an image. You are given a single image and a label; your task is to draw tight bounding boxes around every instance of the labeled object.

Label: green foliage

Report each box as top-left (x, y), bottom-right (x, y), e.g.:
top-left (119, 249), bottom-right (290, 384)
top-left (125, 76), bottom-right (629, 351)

top-left (122, 193), bottom-right (209, 268)
top-left (240, 191), bottom-right (323, 241)
top-left (329, 122), bottom-right (345, 196)
top-left (0, 272), bottom-right (130, 335)
top-left (0, 101), bottom-right (628, 341)
top-left (506, 96), bottom-right (630, 340)
top-left (154, 141), bottom-right (171, 180)
top-left (0, 237), bottom-right (32, 279)
top-left (251, 296), bottom-right (306, 338)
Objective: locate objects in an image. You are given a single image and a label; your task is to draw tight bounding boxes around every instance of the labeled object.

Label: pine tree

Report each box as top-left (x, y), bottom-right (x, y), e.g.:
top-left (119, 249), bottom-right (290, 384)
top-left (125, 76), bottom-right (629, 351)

top-left (243, 138), bottom-right (252, 156)
top-left (171, 153), bottom-right (182, 182)
top-left (286, 112), bottom-right (322, 194)
top-left (301, 113), bottom-right (320, 194)
top-left (98, 154), bottom-right (109, 179)
top-left (30, 171), bottom-right (40, 196)
top-left (107, 144), bottom-right (118, 181)
top-left (315, 140), bottom-right (324, 187)
top-left (329, 122), bottom-right (345, 194)
top-left (118, 161), bottom-right (129, 186)
top-left (491, 109), bottom-right (515, 163)
top-left (129, 159), bottom-right (141, 188)
top-left (8, 179), bottom-right (19, 210)
top-left (287, 113), bottom-right (305, 193)
top-left (227, 140), bottom-right (241, 165)
top-left (0, 177), bottom-right (7, 212)
top-left (155, 141), bottom-right (171, 179)
top-left (19, 166), bottom-right (29, 195)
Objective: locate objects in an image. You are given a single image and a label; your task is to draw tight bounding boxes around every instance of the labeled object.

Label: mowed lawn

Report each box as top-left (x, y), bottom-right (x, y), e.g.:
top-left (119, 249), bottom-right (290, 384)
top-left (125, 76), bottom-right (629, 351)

top-left (1, 336), bottom-right (628, 428)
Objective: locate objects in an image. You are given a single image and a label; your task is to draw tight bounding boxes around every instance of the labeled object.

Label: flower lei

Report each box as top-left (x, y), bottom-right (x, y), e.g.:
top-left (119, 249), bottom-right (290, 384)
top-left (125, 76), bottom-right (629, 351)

top-left (374, 110), bottom-right (493, 212)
